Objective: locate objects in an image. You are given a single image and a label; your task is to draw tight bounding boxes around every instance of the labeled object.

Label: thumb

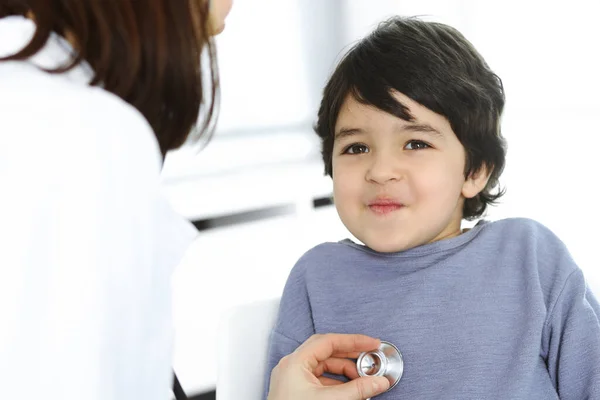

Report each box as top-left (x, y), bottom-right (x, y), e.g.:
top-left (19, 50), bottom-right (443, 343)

top-left (322, 376), bottom-right (390, 400)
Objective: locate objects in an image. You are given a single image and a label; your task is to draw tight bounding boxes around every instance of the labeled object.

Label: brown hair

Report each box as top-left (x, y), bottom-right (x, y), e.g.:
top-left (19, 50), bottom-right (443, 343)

top-left (0, 0), bottom-right (219, 156)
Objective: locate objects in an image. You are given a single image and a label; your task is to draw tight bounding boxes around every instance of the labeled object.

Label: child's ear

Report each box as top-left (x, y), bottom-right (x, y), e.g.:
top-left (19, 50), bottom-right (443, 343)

top-left (462, 164), bottom-right (491, 199)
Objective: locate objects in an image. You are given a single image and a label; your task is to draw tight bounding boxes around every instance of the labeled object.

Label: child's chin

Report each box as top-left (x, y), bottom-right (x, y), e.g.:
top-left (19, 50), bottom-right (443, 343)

top-left (366, 238), bottom-right (415, 253)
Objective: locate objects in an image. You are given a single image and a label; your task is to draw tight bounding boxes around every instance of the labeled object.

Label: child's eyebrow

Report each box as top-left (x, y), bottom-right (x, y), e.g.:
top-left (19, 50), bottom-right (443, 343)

top-left (399, 123), bottom-right (444, 137)
top-left (335, 123), bottom-right (443, 140)
top-left (334, 127), bottom-right (364, 140)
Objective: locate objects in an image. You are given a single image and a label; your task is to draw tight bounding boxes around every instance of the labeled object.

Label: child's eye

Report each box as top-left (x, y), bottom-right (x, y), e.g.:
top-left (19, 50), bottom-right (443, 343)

top-left (404, 140), bottom-right (430, 150)
top-left (343, 143), bottom-right (370, 154)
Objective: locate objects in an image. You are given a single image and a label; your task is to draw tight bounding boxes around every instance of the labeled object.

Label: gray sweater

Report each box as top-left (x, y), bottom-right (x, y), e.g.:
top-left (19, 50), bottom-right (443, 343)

top-left (264, 218), bottom-right (600, 399)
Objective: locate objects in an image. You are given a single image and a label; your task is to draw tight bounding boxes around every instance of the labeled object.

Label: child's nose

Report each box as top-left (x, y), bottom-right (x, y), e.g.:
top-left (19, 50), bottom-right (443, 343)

top-left (365, 153), bottom-right (403, 184)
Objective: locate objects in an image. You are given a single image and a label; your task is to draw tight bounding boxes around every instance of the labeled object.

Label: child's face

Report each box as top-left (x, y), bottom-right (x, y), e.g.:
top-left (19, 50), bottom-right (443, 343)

top-left (332, 91), bottom-right (487, 253)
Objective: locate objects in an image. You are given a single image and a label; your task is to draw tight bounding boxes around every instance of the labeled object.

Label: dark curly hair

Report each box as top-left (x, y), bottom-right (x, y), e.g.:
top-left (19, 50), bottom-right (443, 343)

top-left (315, 16), bottom-right (506, 220)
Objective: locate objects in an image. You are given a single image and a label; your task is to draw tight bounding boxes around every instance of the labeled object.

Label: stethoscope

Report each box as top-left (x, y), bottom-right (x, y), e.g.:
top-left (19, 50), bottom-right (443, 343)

top-left (356, 341), bottom-right (404, 399)
top-left (171, 342), bottom-right (404, 400)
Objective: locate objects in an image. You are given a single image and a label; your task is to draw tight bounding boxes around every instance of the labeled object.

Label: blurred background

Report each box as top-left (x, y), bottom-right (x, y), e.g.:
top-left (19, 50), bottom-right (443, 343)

top-left (163, 0), bottom-right (600, 397)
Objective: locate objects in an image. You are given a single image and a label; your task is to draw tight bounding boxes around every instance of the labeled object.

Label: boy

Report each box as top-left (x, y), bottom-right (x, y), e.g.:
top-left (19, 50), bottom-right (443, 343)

top-left (264, 16), bottom-right (600, 399)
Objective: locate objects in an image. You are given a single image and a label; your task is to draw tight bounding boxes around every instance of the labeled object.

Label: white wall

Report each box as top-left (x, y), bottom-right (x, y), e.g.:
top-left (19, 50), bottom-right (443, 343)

top-left (465, 1), bottom-right (600, 289)
top-left (162, 0), bottom-right (344, 180)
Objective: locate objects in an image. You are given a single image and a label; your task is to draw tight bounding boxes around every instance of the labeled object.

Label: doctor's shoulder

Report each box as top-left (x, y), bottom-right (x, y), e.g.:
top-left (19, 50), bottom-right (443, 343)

top-left (0, 61), bottom-right (161, 174)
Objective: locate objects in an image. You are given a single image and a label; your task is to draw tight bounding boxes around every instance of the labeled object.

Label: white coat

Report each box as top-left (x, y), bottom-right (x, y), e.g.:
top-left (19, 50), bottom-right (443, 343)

top-left (0, 16), bottom-right (198, 399)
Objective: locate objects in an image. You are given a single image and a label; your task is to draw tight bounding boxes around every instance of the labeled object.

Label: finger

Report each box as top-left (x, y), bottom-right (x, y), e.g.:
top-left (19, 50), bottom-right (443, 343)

top-left (329, 351), bottom-right (362, 359)
top-left (314, 357), bottom-right (360, 380)
top-left (293, 334), bottom-right (380, 369)
top-left (318, 376), bottom-right (344, 386)
top-left (323, 376), bottom-right (390, 400)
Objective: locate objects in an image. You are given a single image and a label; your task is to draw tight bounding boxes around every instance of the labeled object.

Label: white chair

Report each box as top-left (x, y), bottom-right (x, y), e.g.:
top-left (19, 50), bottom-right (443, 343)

top-left (217, 297), bottom-right (281, 400)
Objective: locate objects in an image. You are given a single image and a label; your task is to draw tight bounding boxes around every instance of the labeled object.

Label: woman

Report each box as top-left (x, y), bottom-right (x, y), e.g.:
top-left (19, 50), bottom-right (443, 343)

top-left (0, 1), bottom-right (389, 399)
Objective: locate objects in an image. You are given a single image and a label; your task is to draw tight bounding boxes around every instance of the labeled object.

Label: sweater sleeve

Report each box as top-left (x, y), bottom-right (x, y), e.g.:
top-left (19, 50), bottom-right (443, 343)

top-left (543, 267), bottom-right (600, 399)
top-left (262, 261), bottom-right (316, 399)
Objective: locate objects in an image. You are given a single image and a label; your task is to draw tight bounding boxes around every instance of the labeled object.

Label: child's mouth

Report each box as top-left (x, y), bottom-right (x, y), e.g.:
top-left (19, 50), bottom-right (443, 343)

top-left (368, 200), bottom-right (404, 215)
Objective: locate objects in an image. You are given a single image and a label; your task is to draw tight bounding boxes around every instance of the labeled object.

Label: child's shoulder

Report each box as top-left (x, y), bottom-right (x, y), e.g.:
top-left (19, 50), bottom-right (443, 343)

top-left (287, 240), bottom-right (361, 278)
top-left (293, 241), bottom-right (347, 268)
top-left (483, 217), bottom-right (578, 280)
top-left (486, 216), bottom-right (547, 231)
top-left (483, 217), bottom-right (566, 247)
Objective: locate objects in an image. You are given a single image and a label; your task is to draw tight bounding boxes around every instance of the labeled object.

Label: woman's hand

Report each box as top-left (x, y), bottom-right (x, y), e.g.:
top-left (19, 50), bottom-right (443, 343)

top-left (267, 333), bottom-right (390, 400)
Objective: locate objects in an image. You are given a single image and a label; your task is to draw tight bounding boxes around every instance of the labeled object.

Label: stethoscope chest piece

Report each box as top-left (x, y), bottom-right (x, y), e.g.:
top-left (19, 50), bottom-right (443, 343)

top-left (356, 340), bottom-right (403, 397)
